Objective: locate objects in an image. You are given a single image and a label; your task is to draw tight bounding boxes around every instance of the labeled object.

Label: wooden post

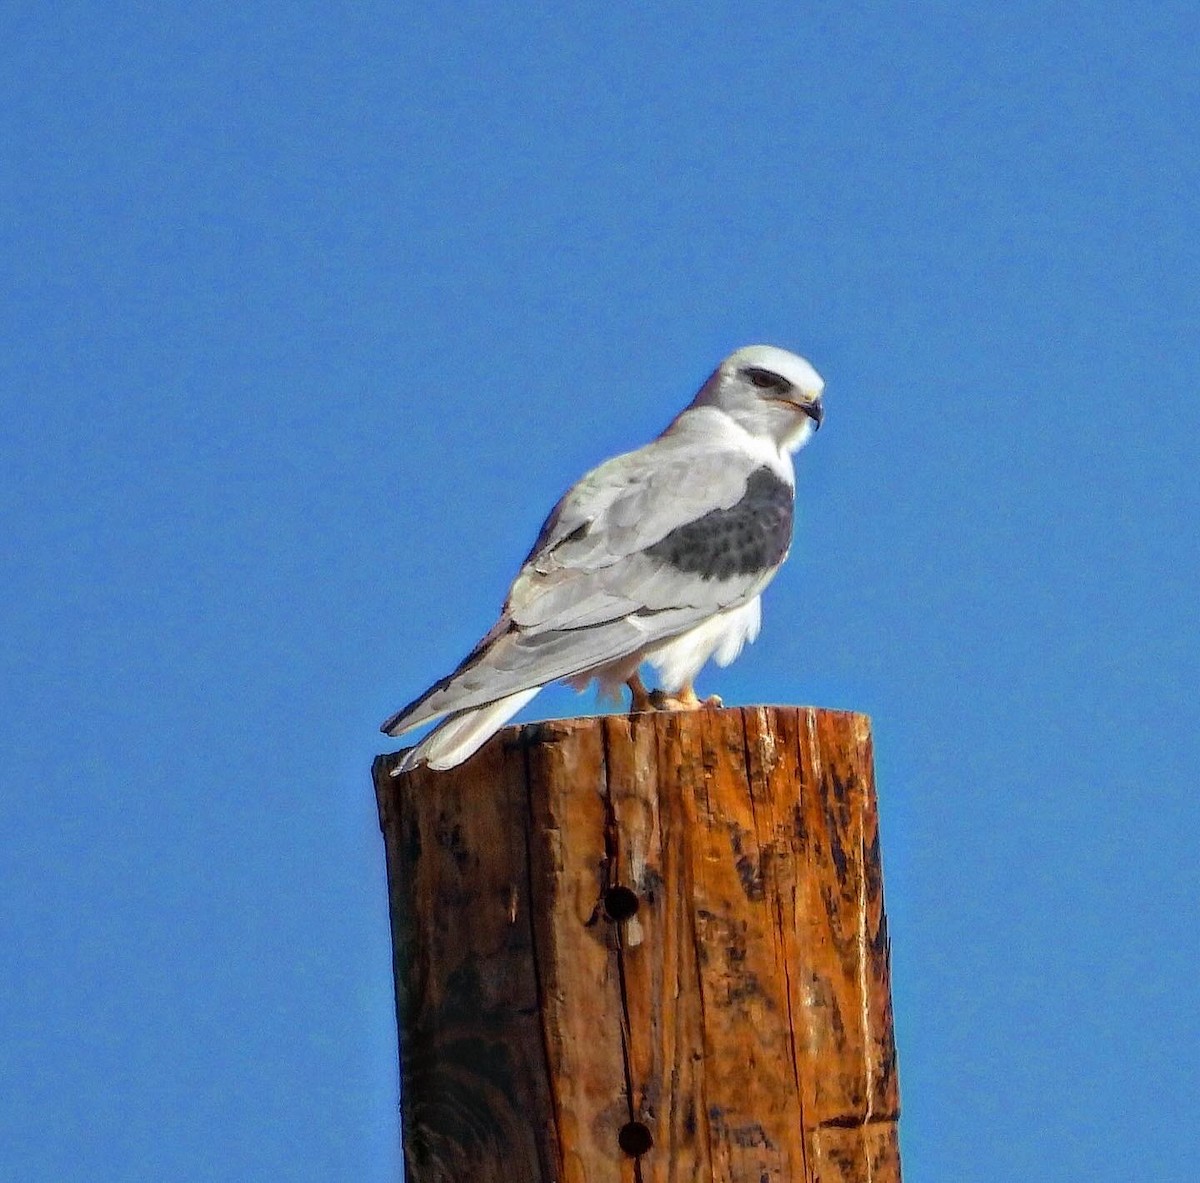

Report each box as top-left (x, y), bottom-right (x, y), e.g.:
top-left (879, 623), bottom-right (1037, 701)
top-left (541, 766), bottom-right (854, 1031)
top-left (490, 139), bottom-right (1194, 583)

top-left (373, 706), bottom-right (901, 1182)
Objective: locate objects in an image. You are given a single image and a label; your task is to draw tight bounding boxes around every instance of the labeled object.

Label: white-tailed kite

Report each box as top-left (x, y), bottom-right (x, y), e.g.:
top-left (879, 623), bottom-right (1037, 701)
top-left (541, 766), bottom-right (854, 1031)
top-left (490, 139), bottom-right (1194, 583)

top-left (382, 344), bottom-right (825, 773)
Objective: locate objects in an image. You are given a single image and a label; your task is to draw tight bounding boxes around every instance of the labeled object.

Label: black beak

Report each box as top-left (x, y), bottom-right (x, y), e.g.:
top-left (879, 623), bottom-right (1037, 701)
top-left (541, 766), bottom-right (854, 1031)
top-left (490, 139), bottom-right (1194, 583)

top-left (802, 398), bottom-right (824, 429)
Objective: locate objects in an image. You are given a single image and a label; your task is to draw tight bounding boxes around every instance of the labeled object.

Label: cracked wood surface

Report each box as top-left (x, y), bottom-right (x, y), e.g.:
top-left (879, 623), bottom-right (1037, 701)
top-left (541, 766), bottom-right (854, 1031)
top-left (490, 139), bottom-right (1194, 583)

top-left (374, 706), bottom-right (900, 1183)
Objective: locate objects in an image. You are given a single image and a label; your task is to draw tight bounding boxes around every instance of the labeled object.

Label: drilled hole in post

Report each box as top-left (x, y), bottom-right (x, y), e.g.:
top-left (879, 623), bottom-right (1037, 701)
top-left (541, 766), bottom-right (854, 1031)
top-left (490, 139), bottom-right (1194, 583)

top-left (618, 1120), bottom-right (654, 1158)
top-left (603, 885), bottom-right (640, 922)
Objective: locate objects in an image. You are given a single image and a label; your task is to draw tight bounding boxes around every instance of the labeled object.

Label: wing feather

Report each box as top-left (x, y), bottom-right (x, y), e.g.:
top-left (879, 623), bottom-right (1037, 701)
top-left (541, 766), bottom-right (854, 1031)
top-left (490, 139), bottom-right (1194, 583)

top-left (383, 408), bottom-right (789, 737)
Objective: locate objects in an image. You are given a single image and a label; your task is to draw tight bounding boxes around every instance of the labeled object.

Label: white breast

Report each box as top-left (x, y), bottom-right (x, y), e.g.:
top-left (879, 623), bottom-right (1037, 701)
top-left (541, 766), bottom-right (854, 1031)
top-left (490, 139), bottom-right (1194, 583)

top-left (642, 596), bottom-right (763, 692)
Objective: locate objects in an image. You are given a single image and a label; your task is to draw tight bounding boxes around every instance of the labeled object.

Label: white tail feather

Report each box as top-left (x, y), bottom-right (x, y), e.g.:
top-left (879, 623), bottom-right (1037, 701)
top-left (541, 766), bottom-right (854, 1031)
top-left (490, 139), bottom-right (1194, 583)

top-left (393, 688), bottom-right (540, 774)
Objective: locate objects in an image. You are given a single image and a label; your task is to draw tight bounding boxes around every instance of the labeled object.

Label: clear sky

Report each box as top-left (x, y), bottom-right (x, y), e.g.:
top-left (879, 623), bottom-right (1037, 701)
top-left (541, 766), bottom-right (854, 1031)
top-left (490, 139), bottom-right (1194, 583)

top-left (2, 3), bottom-right (1197, 1180)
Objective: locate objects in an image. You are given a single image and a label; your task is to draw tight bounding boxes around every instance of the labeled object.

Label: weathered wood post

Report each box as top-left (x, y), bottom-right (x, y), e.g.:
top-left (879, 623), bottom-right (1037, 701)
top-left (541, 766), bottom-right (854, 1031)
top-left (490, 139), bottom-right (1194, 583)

top-left (373, 706), bottom-right (900, 1182)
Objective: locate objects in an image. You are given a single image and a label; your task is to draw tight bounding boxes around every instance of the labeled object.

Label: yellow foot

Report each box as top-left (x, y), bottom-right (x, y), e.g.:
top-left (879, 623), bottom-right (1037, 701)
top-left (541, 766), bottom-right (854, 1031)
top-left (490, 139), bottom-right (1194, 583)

top-left (648, 683), bottom-right (723, 711)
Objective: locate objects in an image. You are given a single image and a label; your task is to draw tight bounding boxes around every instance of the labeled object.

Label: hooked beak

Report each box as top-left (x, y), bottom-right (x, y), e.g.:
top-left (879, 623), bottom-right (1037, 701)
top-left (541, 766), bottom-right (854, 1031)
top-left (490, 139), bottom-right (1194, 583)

top-left (767, 392), bottom-right (824, 428)
top-left (800, 397), bottom-right (824, 429)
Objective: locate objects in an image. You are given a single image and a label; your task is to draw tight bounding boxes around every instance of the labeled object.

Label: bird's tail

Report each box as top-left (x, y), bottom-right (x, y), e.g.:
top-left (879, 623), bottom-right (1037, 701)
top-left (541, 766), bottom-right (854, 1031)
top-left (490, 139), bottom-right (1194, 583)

top-left (392, 687), bottom-right (539, 775)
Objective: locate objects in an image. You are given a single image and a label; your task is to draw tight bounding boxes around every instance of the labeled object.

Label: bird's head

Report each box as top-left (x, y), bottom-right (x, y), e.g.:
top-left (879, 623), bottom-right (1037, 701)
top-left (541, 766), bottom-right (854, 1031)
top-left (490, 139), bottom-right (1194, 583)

top-left (693, 344), bottom-right (825, 453)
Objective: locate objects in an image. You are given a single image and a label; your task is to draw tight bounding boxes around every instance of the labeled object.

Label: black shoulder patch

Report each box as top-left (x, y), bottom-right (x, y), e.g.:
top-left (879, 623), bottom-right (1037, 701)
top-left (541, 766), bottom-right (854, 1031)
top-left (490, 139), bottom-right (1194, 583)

top-left (646, 467), bottom-right (793, 581)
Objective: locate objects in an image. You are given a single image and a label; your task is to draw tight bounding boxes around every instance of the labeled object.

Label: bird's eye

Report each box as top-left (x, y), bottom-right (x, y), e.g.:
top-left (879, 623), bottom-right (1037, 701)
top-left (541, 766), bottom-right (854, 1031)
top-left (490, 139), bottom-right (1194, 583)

top-left (744, 367), bottom-right (790, 392)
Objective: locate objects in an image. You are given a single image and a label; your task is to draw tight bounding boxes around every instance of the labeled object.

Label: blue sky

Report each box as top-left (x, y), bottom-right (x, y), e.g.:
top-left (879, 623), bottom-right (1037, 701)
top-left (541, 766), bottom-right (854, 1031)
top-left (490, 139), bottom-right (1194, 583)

top-left (3, 3), bottom-right (1198, 1180)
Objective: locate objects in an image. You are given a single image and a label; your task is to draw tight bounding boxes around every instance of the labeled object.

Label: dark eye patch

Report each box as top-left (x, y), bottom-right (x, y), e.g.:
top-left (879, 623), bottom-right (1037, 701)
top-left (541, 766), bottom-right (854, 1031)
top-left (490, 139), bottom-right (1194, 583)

top-left (743, 366), bottom-right (791, 393)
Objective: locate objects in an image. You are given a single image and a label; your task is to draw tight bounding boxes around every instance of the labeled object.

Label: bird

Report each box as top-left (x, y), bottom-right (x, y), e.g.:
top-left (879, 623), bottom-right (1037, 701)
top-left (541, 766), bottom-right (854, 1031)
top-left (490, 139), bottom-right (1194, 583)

top-left (382, 343), bottom-right (825, 773)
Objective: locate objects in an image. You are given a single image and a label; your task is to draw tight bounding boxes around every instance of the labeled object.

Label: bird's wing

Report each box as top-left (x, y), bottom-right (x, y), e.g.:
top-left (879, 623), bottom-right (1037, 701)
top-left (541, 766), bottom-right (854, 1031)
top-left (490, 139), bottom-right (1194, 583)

top-left (383, 411), bottom-right (792, 736)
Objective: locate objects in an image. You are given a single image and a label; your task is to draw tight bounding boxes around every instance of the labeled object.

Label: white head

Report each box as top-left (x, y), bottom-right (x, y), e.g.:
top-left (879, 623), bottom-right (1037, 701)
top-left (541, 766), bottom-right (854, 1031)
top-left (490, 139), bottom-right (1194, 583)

top-left (690, 344), bottom-right (825, 452)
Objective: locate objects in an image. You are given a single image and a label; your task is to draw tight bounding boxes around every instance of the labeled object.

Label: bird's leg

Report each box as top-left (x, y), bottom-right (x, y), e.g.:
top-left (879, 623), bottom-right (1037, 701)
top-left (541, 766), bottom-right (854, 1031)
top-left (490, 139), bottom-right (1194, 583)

top-left (626, 671), bottom-right (655, 713)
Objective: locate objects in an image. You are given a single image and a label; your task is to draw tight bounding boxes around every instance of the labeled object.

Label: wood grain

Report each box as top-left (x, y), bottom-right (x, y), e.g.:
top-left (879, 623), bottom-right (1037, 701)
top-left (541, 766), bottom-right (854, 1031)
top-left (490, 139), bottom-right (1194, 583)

top-left (374, 707), bottom-right (901, 1182)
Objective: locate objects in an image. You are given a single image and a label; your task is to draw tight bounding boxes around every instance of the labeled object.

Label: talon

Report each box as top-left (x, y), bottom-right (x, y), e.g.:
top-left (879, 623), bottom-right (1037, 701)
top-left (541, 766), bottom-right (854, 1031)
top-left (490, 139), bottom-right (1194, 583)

top-left (647, 682), bottom-right (715, 711)
top-left (629, 676), bottom-right (720, 713)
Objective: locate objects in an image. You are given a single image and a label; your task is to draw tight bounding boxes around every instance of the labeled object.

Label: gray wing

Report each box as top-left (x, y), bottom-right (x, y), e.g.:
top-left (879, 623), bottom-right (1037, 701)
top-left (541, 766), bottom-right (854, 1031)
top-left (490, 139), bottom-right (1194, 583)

top-left (383, 412), bottom-right (791, 736)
